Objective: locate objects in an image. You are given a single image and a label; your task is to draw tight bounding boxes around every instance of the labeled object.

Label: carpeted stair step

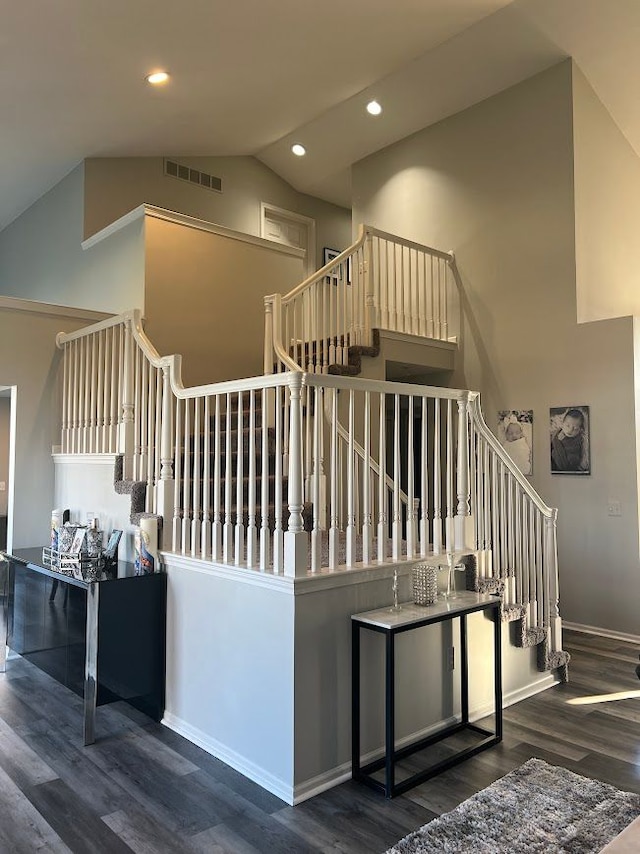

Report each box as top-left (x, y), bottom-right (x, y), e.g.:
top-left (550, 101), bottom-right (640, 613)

top-left (537, 636), bottom-right (571, 682)
top-left (326, 330), bottom-right (381, 376)
top-left (514, 622), bottom-right (547, 648)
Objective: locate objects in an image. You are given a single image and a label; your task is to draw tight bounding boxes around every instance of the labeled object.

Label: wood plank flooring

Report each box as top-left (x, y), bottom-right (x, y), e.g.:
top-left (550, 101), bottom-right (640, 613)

top-left (0, 629), bottom-right (639, 853)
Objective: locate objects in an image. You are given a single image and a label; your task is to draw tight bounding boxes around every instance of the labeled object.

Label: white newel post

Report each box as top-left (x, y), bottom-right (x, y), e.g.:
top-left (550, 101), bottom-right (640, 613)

top-left (284, 372), bottom-right (308, 577)
top-left (155, 364), bottom-right (175, 541)
top-left (454, 392), bottom-right (474, 550)
top-left (264, 295), bottom-right (275, 375)
top-left (119, 322), bottom-right (135, 480)
top-left (545, 510), bottom-right (562, 654)
top-left (363, 233), bottom-right (375, 348)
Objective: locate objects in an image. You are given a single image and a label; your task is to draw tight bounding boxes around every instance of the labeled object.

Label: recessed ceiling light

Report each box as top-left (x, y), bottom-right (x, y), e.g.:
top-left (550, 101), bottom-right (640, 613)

top-left (291, 143), bottom-right (306, 157)
top-left (366, 100), bottom-right (383, 116)
top-left (146, 71), bottom-right (170, 85)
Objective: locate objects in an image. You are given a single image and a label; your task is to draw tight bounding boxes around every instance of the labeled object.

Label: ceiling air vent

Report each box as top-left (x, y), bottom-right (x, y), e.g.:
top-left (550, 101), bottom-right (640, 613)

top-left (164, 159), bottom-right (222, 193)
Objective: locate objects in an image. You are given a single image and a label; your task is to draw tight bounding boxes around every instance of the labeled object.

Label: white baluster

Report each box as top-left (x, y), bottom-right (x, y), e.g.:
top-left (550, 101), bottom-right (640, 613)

top-left (427, 256), bottom-right (435, 339)
top-left (406, 395), bottom-right (415, 558)
top-left (119, 323), bottom-right (135, 479)
top-left (442, 258), bottom-right (449, 342)
top-left (273, 385), bottom-right (284, 573)
top-left (432, 397), bottom-right (442, 554)
top-left (346, 389), bottom-right (356, 566)
top-left (223, 394), bottom-right (233, 562)
top-left (260, 388), bottom-right (270, 570)
top-left (263, 296), bottom-right (274, 375)
top-left (172, 397), bottom-right (183, 553)
top-left (212, 395), bottom-right (222, 561)
top-left (235, 392), bottom-right (245, 566)
top-left (191, 396), bottom-right (201, 556)
top-left (455, 393), bottom-right (472, 550)
top-left (156, 364), bottom-right (175, 528)
top-left (247, 391), bottom-right (258, 568)
top-left (377, 392), bottom-right (388, 562)
top-left (419, 252), bottom-right (427, 337)
top-left (362, 391), bottom-right (372, 565)
top-left (310, 386), bottom-right (321, 572)
top-left (420, 396), bottom-right (429, 556)
top-left (329, 389), bottom-right (339, 569)
top-left (110, 327), bottom-right (119, 453)
top-left (392, 394), bottom-right (401, 560)
top-left (284, 373), bottom-right (308, 577)
top-left (181, 399), bottom-right (192, 555)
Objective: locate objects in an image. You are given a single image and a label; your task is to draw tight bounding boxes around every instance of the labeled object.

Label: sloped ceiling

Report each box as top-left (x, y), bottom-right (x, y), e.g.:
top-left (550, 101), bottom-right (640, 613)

top-left (2, 0), bottom-right (639, 228)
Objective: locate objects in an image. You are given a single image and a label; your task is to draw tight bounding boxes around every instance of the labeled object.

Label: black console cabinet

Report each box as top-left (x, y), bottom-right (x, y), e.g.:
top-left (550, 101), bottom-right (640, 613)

top-left (1, 548), bottom-right (166, 744)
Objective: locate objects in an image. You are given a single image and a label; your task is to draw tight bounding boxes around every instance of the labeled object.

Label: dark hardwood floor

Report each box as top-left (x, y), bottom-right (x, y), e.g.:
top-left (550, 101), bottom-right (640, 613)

top-left (0, 629), bottom-right (639, 853)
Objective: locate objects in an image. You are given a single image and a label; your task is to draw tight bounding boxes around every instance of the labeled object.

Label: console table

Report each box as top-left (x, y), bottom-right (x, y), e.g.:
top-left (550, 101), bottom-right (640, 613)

top-left (0, 548), bottom-right (166, 745)
top-left (352, 591), bottom-right (502, 798)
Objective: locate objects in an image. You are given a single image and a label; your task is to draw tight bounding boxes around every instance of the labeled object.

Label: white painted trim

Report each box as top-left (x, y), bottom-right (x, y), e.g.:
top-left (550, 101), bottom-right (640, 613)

top-left (162, 548), bottom-right (420, 595)
top-left (293, 673), bottom-right (557, 804)
top-left (162, 551), bottom-right (295, 594)
top-left (53, 453), bottom-right (119, 466)
top-left (0, 296), bottom-right (110, 323)
top-left (83, 203), bottom-right (305, 259)
top-left (161, 711), bottom-right (294, 805)
top-left (563, 621), bottom-right (640, 645)
top-left (378, 328), bottom-right (457, 351)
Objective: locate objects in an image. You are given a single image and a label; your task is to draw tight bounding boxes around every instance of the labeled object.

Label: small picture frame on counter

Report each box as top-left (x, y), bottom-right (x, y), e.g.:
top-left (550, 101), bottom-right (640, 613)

top-left (104, 529), bottom-right (122, 568)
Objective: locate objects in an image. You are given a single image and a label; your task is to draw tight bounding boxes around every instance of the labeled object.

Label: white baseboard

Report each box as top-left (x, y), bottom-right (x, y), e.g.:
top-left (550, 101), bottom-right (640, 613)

top-left (161, 711), bottom-right (294, 805)
top-left (165, 674), bottom-right (557, 807)
top-left (563, 621), bottom-right (640, 645)
top-left (294, 675), bottom-right (556, 804)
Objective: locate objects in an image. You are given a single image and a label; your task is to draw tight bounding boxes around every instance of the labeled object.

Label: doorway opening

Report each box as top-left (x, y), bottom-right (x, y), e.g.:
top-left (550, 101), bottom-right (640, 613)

top-left (0, 386), bottom-right (16, 552)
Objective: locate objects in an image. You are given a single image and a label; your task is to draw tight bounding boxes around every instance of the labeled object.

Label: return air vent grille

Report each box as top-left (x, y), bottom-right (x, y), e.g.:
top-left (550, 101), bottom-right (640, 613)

top-left (164, 159), bottom-right (222, 193)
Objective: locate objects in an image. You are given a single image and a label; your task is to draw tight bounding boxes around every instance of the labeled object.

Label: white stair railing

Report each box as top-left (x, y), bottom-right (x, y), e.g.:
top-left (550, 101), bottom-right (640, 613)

top-left (468, 394), bottom-right (562, 657)
top-left (57, 309), bottom-right (562, 659)
top-left (264, 224), bottom-right (458, 374)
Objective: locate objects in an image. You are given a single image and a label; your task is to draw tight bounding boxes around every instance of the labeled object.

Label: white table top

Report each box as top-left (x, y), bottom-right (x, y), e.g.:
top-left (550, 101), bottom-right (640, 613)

top-left (352, 591), bottom-right (499, 630)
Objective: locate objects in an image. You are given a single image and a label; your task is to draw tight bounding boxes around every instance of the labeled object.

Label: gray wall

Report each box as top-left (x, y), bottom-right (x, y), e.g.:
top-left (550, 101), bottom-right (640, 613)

top-left (352, 60), bottom-right (640, 636)
top-left (0, 301), bottom-right (110, 548)
top-left (0, 396), bottom-right (9, 516)
top-left (0, 165), bottom-right (145, 314)
top-left (84, 156), bottom-right (352, 271)
top-left (573, 64), bottom-right (640, 323)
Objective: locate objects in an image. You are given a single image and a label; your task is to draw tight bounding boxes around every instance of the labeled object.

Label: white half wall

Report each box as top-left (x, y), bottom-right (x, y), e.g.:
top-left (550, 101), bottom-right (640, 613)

top-left (161, 555), bottom-right (555, 805)
top-left (52, 455), bottom-right (137, 562)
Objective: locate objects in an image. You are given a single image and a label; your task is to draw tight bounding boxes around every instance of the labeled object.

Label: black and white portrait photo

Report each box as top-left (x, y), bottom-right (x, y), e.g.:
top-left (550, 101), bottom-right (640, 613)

top-left (550, 406), bottom-right (590, 475)
top-left (498, 410), bottom-right (533, 475)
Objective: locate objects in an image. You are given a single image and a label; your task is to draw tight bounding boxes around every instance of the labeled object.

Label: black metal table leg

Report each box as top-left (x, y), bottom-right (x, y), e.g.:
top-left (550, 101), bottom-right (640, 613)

top-left (385, 629), bottom-right (395, 797)
top-left (352, 620), bottom-right (361, 778)
top-left (460, 613), bottom-right (469, 725)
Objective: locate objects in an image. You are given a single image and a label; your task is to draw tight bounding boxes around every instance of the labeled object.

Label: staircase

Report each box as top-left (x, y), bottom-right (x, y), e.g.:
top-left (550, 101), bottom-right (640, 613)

top-left (54, 224), bottom-right (569, 681)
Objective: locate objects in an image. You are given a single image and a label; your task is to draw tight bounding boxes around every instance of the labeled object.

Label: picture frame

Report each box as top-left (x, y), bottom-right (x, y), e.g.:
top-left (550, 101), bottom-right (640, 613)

top-left (498, 410), bottom-right (533, 475)
top-left (323, 247), bottom-right (341, 285)
top-left (550, 405), bottom-right (590, 475)
top-left (104, 529), bottom-right (123, 560)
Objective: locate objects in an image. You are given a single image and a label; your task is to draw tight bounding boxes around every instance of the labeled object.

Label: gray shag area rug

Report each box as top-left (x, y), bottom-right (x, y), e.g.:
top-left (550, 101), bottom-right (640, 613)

top-left (386, 758), bottom-right (640, 854)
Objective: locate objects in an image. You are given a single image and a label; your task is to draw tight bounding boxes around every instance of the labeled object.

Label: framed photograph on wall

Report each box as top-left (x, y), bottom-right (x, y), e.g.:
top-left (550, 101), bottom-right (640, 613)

top-left (498, 410), bottom-right (533, 475)
top-left (550, 405), bottom-right (590, 475)
top-left (323, 247), bottom-right (340, 285)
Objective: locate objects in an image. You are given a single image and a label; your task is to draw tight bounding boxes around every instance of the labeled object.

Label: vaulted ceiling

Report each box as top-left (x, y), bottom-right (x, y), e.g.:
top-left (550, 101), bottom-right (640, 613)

top-left (2, 0), bottom-right (639, 229)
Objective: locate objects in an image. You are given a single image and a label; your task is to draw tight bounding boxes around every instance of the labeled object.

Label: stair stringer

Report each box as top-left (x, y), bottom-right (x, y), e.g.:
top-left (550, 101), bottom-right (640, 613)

top-left (461, 553), bottom-right (570, 682)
